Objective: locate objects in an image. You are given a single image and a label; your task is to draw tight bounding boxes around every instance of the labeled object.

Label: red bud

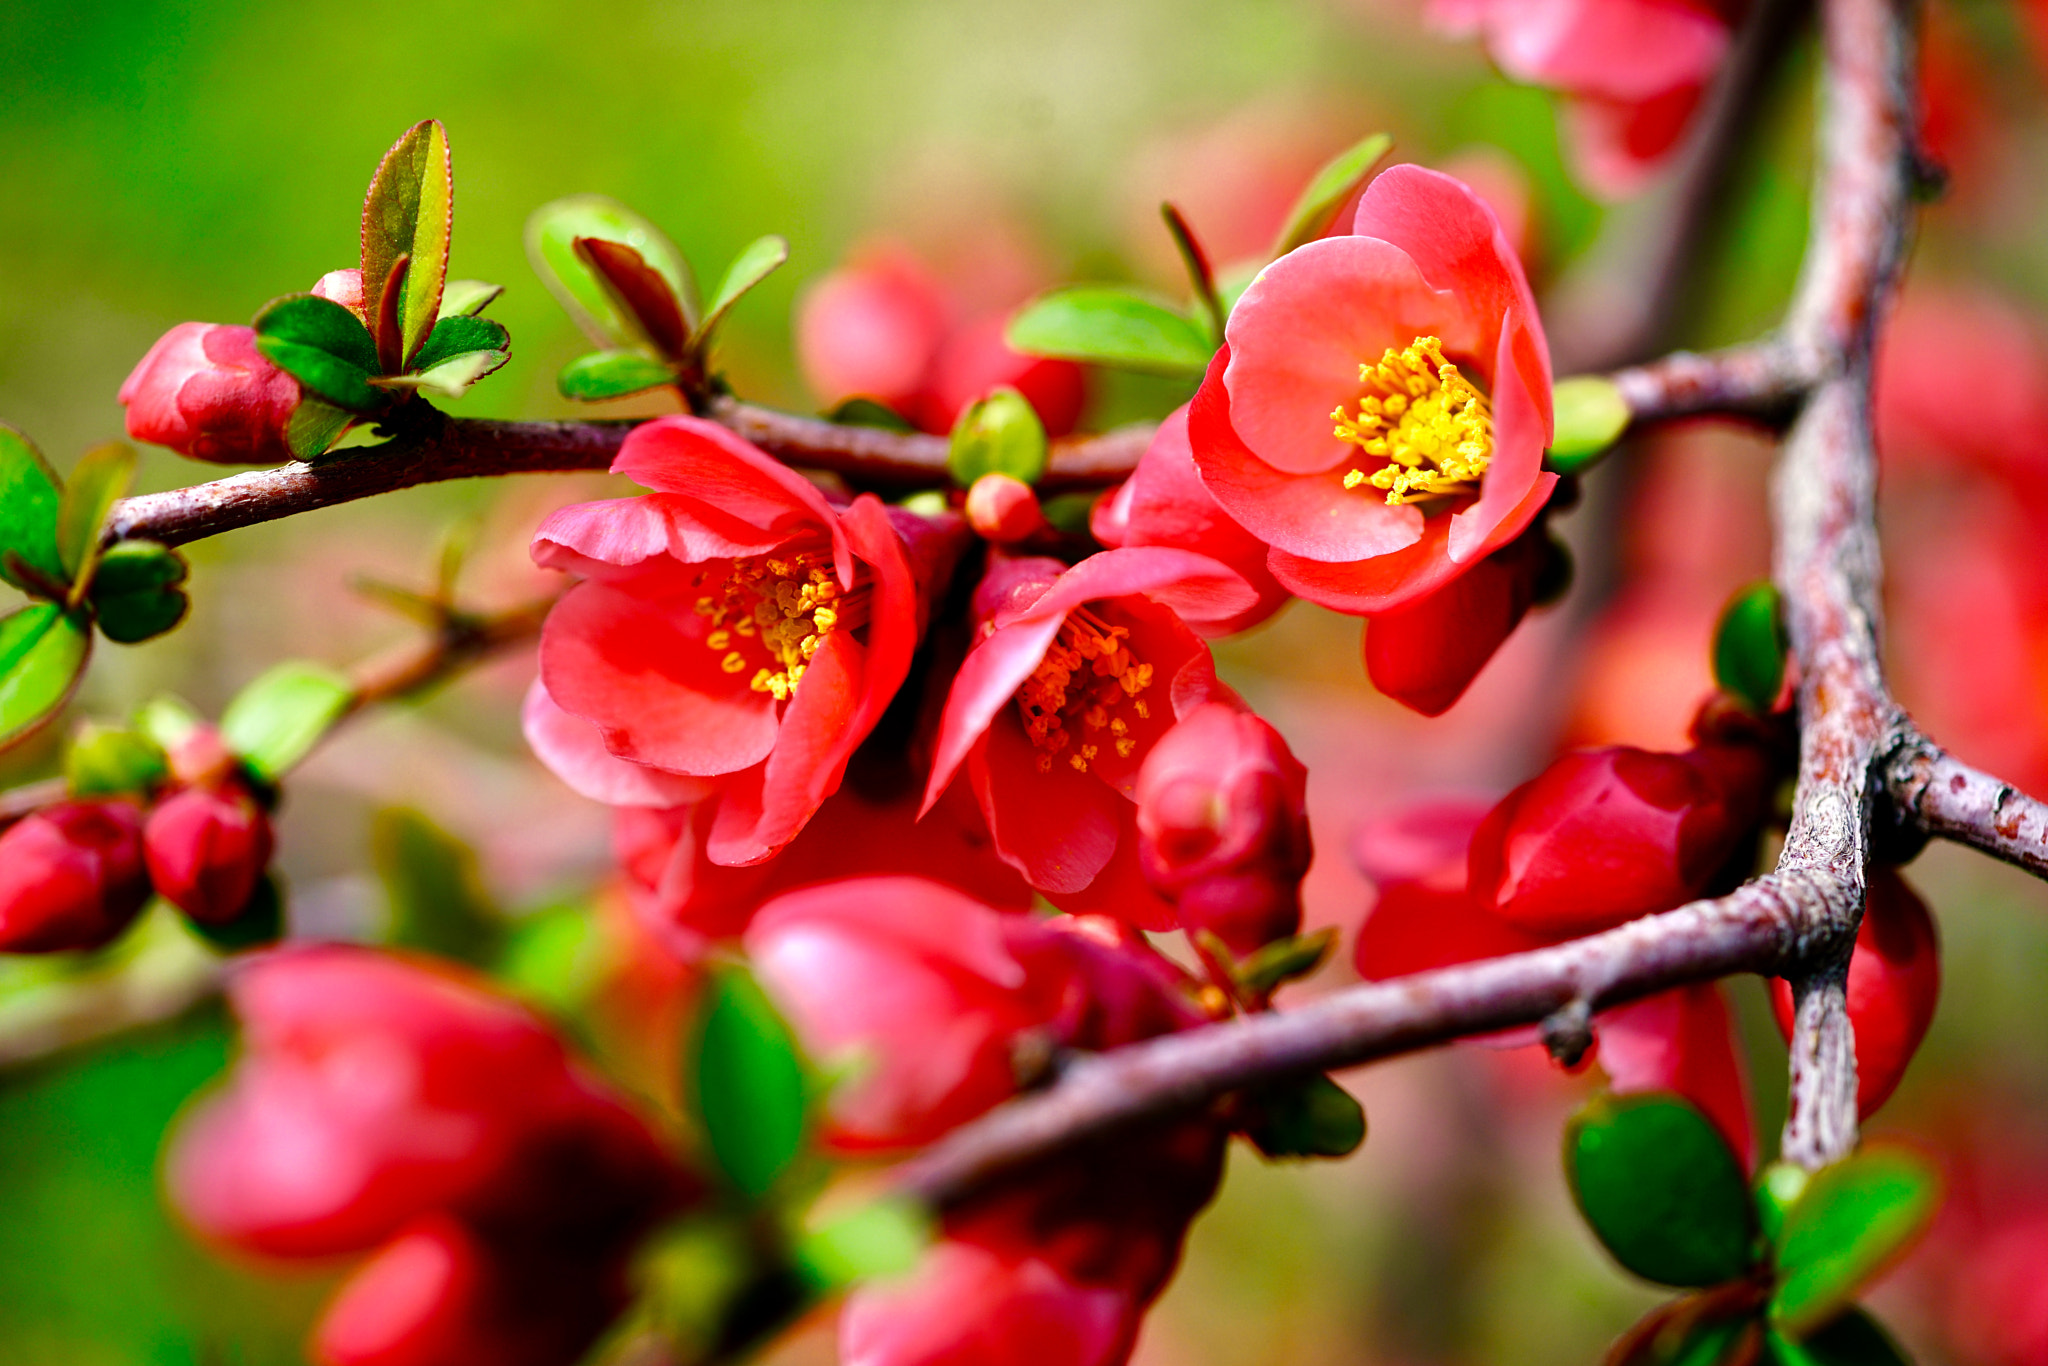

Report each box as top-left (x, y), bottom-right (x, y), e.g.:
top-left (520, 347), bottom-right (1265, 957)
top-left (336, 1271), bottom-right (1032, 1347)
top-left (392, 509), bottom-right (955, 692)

top-left (0, 800), bottom-right (151, 952)
top-left (145, 783), bottom-right (275, 925)
top-left (1364, 529), bottom-right (1545, 717)
top-left (964, 472), bottom-right (1050, 544)
top-left (119, 323), bottom-right (300, 466)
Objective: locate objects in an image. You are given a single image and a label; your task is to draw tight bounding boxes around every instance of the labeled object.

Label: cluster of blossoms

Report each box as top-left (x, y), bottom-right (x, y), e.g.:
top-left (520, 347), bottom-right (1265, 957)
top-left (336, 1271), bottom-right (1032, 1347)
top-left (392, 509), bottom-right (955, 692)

top-left (0, 722), bottom-right (276, 952)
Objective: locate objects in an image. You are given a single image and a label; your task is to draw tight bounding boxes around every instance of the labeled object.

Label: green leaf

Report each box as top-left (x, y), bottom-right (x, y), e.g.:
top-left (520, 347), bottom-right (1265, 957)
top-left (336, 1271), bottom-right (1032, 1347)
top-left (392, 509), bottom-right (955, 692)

top-left (1235, 927), bottom-right (1339, 998)
top-left (0, 603), bottom-right (91, 750)
top-left (0, 424), bottom-right (66, 594)
top-left (255, 296), bottom-right (385, 412)
top-left (1769, 1147), bottom-right (1939, 1338)
top-left (1566, 1093), bottom-right (1758, 1287)
top-left (219, 660), bottom-right (354, 781)
top-left (370, 806), bottom-right (502, 965)
top-left (1269, 131), bottom-right (1394, 258)
top-left (696, 235), bottom-right (789, 345)
top-left (1755, 1162), bottom-right (1810, 1248)
top-left (409, 314), bottom-right (510, 373)
top-left (438, 279), bottom-right (503, 318)
top-left (948, 387), bottom-right (1048, 487)
top-left (54, 442), bottom-right (135, 595)
top-left (1038, 490), bottom-right (1098, 535)
top-left (794, 1198), bottom-right (931, 1291)
top-left (1005, 286), bottom-right (1214, 376)
top-left (497, 902), bottom-right (608, 1015)
top-left (690, 966), bottom-right (809, 1198)
top-left (1546, 375), bottom-right (1632, 472)
top-left (1714, 582), bottom-right (1789, 714)
top-left (1609, 1297), bottom-right (1763, 1366)
top-left (186, 873), bottom-right (285, 953)
top-left (1766, 1310), bottom-right (1912, 1365)
top-left (135, 695), bottom-right (202, 752)
top-left (827, 397), bottom-right (917, 431)
top-left (526, 195), bottom-right (699, 348)
top-left (558, 350), bottom-right (678, 402)
top-left (90, 540), bottom-right (187, 599)
top-left (285, 398), bottom-right (357, 460)
top-left (362, 119), bottom-right (453, 366)
top-left (1244, 1073), bottom-right (1366, 1159)
top-left (65, 722), bottom-right (168, 798)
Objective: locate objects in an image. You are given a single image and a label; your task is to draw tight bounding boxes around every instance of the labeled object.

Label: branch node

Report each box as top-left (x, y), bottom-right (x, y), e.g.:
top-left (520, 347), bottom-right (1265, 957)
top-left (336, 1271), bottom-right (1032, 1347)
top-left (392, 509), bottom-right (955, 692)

top-left (1539, 997), bottom-right (1596, 1070)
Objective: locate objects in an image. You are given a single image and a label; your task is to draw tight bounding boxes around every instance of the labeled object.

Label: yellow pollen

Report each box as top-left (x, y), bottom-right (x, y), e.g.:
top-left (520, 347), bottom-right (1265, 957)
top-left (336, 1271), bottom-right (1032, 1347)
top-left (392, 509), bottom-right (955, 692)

top-left (1016, 606), bottom-right (1154, 775)
top-left (1332, 335), bottom-right (1494, 505)
top-left (690, 546), bottom-right (869, 705)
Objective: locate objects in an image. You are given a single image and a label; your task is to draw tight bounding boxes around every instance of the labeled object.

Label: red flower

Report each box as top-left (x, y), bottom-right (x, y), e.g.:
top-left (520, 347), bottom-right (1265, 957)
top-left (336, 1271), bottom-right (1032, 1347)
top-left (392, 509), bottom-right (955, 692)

top-left (1362, 521), bottom-right (1550, 715)
top-left (168, 947), bottom-right (691, 1366)
top-left (0, 800), bottom-right (151, 953)
top-left (1134, 702), bottom-right (1312, 954)
top-left (921, 549), bottom-right (1256, 925)
top-left (1188, 165), bottom-right (1558, 709)
top-left (119, 322), bottom-right (301, 466)
top-left (144, 781), bottom-right (275, 925)
top-left (1090, 403), bottom-right (1290, 637)
top-left (745, 876), bottom-right (1200, 1151)
top-left (528, 415), bottom-right (960, 865)
top-left (1769, 868), bottom-right (1940, 1120)
top-left (1426, 0), bottom-right (1734, 199)
top-left (796, 242), bottom-right (1086, 435)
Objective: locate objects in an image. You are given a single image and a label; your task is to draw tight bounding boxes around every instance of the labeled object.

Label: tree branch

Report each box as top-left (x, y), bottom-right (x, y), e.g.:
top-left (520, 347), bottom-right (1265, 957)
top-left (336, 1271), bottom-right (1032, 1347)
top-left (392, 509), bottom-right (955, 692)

top-left (1885, 732), bottom-right (2048, 880)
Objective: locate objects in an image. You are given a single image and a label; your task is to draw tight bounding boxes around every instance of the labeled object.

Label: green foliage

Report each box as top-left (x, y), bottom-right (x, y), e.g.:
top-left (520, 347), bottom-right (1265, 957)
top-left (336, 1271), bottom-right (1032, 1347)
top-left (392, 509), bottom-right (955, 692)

top-left (1244, 1073), bottom-right (1367, 1159)
top-left (699, 234), bottom-right (789, 345)
top-left (1765, 1308), bottom-right (1912, 1365)
top-left (689, 966), bottom-right (810, 1198)
top-left (370, 806), bottom-right (503, 965)
top-left (1546, 375), bottom-right (1632, 472)
top-left (218, 660), bottom-right (354, 781)
top-left (53, 441), bottom-right (133, 593)
top-left (0, 424), bottom-right (64, 593)
top-left (384, 315), bottom-right (511, 398)
top-left (64, 722), bottom-right (168, 798)
top-left (89, 539), bottom-right (191, 644)
top-left (794, 1198), bottom-right (931, 1290)
top-left (825, 397), bottom-right (916, 431)
top-left (558, 349), bottom-right (679, 401)
top-left (362, 119), bottom-right (454, 366)
top-left (1269, 131), bottom-right (1393, 258)
top-left (1715, 582), bottom-right (1789, 713)
top-left (1005, 285), bottom-right (1214, 376)
top-left (254, 295), bottom-right (385, 412)
top-left (526, 195), bottom-right (698, 350)
top-left (436, 278), bottom-right (503, 318)
top-left (1232, 927), bottom-right (1338, 998)
top-left (0, 603), bottom-right (90, 750)
top-left (284, 397), bottom-right (358, 459)
top-left (1565, 1093), bottom-right (1757, 1287)
top-left (1769, 1147), bottom-right (1939, 1338)
top-left (948, 386), bottom-right (1048, 487)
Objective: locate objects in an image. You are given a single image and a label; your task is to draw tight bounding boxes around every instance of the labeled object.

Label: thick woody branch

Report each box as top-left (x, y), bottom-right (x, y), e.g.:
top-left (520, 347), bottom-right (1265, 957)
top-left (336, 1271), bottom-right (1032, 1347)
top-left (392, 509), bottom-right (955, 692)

top-left (1885, 733), bottom-right (2048, 880)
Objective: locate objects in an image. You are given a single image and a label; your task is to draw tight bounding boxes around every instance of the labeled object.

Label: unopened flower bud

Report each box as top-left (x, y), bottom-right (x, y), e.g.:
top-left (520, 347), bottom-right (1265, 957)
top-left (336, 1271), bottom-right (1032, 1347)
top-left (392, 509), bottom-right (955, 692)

top-left (0, 800), bottom-right (151, 952)
top-left (145, 782), bottom-right (275, 925)
top-left (119, 323), bottom-right (300, 466)
top-left (964, 473), bottom-right (1049, 544)
top-left (1134, 704), bottom-right (1311, 954)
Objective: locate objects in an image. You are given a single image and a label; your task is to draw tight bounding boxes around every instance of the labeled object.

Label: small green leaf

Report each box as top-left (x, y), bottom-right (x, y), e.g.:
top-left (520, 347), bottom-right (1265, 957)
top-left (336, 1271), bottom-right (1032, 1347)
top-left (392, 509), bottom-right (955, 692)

top-left (219, 660), bottom-right (354, 781)
top-left (1755, 1162), bottom-right (1810, 1248)
top-left (438, 279), bottom-right (503, 318)
top-left (1546, 375), bottom-right (1632, 472)
top-left (1244, 1073), bottom-right (1366, 1159)
top-left (948, 387), bottom-right (1048, 487)
top-left (90, 540), bottom-right (186, 599)
top-left (362, 119), bottom-right (454, 366)
top-left (1769, 1147), bottom-right (1939, 1339)
top-left (1236, 927), bottom-right (1339, 998)
top-left (1566, 1093), bottom-right (1758, 1288)
top-left (1005, 286), bottom-right (1215, 376)
top-left (255, 296), bottom-right (385, 412)
top-left (1609, 1297), bottom-right (1763, 1366)
top-left (371, 806), bottom-right (502, 965)
top-left (285, 398), bottom-right (357, 460)
top-left (381, 350), bottom-right (507, 400)
top-left (497, 902), bottom-right (608, 1015)
top-left (1038, 490), bottom-right (1098, 535)
top-left (261, 340), bottom-right (386, 413)
top-left (794, 1198), bottom-right (931, 1290)
top-left (0, 603), bottom-right (91, 750)
top-left (1765, 1309), bottom-right (1912, 1366)
top-left (827, 397), bottom-right (917, 431)
top-left (1714, 582), bottom-right (1789, 714)
top-left (558, 350), bottom-right (678, 402)
top-left (697, 234), bottom-right (789, 345)
top-left (1269, 131), bottom-right (1394, 258)
top-left (690, 966), bottom-right (809, 1198)
top-left (135, 695), bottom-right (201, 752)
top-left (65, 722), bottom-right (168, 798)
top-left (186, 873), bottom-right (285, 953)
top-left (54, 442), bottom-right (135, 596)
top-left (526, 195), bottom-right (699, 348)
top-left (89, 577), bottom-right (187, 643)
top-left (0, 424), bottom-right (65, 594)
top-left (409, 314), bottom-right (510, 373)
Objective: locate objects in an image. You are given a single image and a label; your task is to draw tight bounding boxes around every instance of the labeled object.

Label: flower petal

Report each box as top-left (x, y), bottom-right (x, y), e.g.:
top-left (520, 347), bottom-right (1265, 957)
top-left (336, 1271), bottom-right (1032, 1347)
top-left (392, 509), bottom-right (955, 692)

top-left (520, 680), bottom-right (718, 808)
top-left (971, 717), bottom-right (1123, 895)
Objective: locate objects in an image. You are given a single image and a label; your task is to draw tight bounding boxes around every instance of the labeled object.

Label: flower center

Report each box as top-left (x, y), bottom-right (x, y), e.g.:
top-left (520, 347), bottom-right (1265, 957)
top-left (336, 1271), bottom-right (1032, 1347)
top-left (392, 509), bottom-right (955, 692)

top-left (1332, 335), bottom-right (1493, 505)
top-left (692, 547), bottom-right (867, 703)
top-left (1015, 607), bottom-right (1154, 775)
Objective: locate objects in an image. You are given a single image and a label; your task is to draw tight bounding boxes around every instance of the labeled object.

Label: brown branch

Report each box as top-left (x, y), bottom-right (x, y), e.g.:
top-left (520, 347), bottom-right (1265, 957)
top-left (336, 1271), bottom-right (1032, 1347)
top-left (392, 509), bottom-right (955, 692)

top-left (1885, 732), bottom-right (2048, 880)
top-left (339, 593), bottom-right (557, 718)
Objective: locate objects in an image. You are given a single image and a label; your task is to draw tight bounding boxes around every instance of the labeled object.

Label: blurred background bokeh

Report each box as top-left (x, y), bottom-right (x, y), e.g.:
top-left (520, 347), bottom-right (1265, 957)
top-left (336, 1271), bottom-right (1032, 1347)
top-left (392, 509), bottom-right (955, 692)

top-left (5, 0), bottom-right (2048, 1361)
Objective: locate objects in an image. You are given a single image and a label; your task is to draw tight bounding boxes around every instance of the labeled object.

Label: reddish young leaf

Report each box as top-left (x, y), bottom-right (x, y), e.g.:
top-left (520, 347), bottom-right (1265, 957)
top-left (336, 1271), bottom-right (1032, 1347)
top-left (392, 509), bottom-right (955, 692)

top-left (574, 237), bottom-right (689, 362)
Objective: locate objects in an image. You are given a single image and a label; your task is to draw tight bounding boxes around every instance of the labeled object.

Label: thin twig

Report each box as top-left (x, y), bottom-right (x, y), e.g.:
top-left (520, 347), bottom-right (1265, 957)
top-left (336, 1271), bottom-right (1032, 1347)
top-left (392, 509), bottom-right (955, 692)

top-left (1885, 732), bottom-right (2048, 880)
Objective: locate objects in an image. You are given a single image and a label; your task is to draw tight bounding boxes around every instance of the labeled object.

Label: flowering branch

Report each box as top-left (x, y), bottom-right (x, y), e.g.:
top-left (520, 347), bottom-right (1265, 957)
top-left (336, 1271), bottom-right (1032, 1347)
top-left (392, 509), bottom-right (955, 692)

top-left (889, 0), bottom-right (2013, 1208)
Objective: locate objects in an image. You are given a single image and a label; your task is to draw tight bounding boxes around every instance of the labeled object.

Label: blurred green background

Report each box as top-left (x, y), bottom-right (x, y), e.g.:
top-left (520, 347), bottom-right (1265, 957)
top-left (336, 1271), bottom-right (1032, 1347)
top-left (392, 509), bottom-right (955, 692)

top-left (4, 0), bottom-right (2048, 1363)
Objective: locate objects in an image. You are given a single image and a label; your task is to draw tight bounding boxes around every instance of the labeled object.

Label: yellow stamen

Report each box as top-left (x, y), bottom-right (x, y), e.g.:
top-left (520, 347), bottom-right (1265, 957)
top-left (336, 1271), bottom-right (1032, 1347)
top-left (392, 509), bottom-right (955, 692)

top-left (1016, 606), bottom-right (1154, 775)
top-left (1332, 335), bottom-right (1493, 505)
top-left (690, 545), bottom-right (869, 704)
